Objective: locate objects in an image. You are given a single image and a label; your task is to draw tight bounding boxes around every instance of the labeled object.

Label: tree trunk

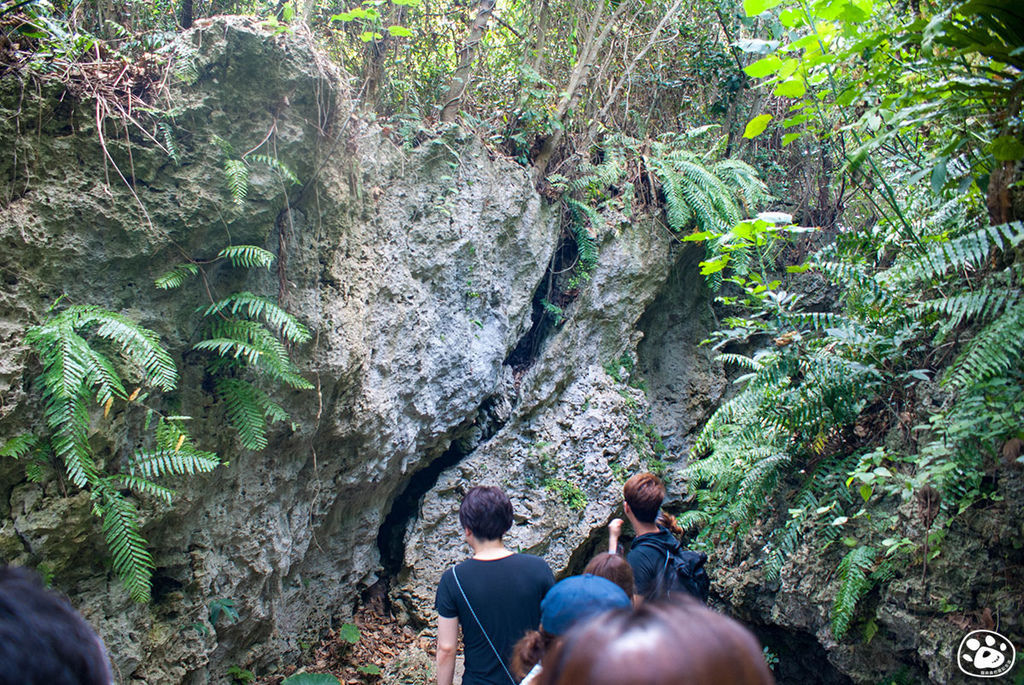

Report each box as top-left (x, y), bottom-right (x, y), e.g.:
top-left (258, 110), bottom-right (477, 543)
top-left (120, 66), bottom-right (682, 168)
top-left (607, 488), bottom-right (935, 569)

top-left (531, 0), bottom-right (635, 182)
top-left (180, 0), bottom-right (193, 29)
top-left (440, 0), bottom-right (498, 124)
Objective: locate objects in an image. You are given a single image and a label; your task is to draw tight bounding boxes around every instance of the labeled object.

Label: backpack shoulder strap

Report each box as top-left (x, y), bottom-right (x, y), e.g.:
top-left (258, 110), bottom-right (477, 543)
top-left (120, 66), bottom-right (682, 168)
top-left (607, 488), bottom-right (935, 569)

top-left (451, 566), bottom-right (517, 685)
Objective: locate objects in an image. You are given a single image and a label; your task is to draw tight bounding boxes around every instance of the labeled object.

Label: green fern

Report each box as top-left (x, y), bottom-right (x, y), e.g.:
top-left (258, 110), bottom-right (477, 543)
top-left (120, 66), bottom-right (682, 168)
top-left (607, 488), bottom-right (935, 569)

top-left (250, 153), bottom-right (300, 185)
top-left (884, 221), bottom-right (1024, 287)
top-left (224, 159), bottom-right (249, 206)
top-left (831, 546), bottom-right (878, 640)
top-left (213, 378), bottom-right (289, 451)
top-left (217, 245), bottom-right (276, 270)
top-left (944, 300), bottom-right (1024, 388)
top-left (204, 292), bottom-right (311, 343)
top-left (20, 304), bottom-right (221, 602)
top-left (96, 483), bottom-right (154, 603)
top-left (159, 122), bottom-right (181, 165)
top-left (155, 262), bottom-right (199, 290)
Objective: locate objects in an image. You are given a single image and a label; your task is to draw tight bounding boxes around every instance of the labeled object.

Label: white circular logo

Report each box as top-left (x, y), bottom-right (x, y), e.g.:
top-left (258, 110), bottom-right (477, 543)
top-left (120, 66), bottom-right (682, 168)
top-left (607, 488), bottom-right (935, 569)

top-left (957, 630), bottom-right (1016, 678)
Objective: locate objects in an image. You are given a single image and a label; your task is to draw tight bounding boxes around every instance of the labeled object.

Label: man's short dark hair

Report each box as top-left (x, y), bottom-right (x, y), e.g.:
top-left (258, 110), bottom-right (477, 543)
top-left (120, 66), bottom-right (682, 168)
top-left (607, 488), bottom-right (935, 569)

top-left (459, 486), bottom-right (514, 541)
top-left (0, 566), bottom-right (113, 685)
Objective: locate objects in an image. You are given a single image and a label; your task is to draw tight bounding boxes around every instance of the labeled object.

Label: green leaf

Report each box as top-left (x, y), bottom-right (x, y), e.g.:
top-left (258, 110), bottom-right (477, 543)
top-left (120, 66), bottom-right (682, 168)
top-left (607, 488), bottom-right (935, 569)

top-left (387, 25), bottom-right (414, 37)
top-left (743, 114), bottom-right (773, 139)
top-left (773, 78), bottom-right (806, 98)
top-left (357, 665), bottom-right (381, 675)
top-left (859, 484), bottom-right (872, 502)
top-left (339, 622), bottom-right (361, 644)
top-left (782, 132), bottom-right (803, 146)
top-left (930, 158), bottom-right (948, 193)
top-left (779, 8), bottom-right (803, 26)
top-left (392, 0), bottom-right (422, 5)
top-left (990, 135), bottom-right (1024, 162)
top-left (699, 256), bottom-right (730, 275)
top-left (359, 30), bottom-right (383, 41)
top-left (744, 55), bottom-right (783, 78)
top-left (743, 0), bottom-right (782, 16)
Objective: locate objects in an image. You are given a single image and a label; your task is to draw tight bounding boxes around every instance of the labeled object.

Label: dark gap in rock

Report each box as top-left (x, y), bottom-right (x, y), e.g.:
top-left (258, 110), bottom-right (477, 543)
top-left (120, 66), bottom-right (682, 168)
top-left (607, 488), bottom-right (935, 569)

top-left (749, 623), bottom-right (855, 685)
top-left (504, 227), bottom-right (580, 374)
top-left (376, 396), bottom-right (509, 581)
top-left (150, 569), bottom-right (184, 604)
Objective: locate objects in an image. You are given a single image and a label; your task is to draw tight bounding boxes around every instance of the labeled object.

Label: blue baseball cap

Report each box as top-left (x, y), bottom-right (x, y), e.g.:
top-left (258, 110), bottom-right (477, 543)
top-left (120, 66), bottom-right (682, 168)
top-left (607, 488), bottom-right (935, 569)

top-left (540, 574), bottom-right (632, 635)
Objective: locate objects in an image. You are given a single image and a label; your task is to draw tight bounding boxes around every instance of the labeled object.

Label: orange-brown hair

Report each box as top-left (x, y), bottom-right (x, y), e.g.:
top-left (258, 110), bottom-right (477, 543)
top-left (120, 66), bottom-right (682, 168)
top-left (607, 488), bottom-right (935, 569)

top-left (584, 553), bottom-right (635, 599)
top-left (623, 473), bottom-right (665, 523)
top-left (536, 598), bottom-right (775, 685)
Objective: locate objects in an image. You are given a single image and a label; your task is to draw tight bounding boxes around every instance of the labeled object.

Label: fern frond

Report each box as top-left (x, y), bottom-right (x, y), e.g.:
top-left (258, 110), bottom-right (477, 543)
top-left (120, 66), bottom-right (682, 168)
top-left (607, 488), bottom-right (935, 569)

top-left (204, 292), bottom-right (312, 343)
top-left (158, 122), bottom-right (180, 164)
top-left (714, 353), bottom-right (760, 371)
top-left (111, 474), bottom-right (176, 505)
top-left (96, 487), bottom-right (153, 603)
top-left (130, 447), bottom-right (221, 479)
top-left (916, 285), bottom-right (1021, 330)
top-left (831, 545), bottom-right (878, 639)
top-left (215, 378), bottom-right (270, 450)
top-left (944, 301), bottom-right (1024, 388)
top-left (0, 434), bottom-right (40, 459)
top-left (224, 159), bottom-right (249, 205)
top-left (155, 263), bottom-right (199, 290)
top-left (250, 153), bottom-right (300, 185)
top-left (885, 221), bottom-right (1024, 287)
top-left (217, 245), bottom-right (276, 270)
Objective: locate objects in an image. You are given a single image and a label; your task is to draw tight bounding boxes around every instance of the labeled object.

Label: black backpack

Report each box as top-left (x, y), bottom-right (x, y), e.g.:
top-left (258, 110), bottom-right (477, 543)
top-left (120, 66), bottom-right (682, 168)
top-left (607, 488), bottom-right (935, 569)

top-left (635, 538), bottom-right (710, 603)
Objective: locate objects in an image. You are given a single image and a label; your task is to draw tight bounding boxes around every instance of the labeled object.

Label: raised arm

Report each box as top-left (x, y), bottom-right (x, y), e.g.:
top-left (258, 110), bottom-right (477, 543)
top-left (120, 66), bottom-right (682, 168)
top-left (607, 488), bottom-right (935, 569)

top-left (608, 518), bottom-right (623, 554)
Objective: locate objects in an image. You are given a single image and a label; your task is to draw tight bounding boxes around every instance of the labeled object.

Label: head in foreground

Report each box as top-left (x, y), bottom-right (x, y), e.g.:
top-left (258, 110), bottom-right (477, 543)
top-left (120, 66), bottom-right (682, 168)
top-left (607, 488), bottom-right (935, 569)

top-left (536, 597), bottom-right (775, 685)
top-left (512, 574), bottom-right (632, 678)
top-left (0, 566), bottom-right (113, 685)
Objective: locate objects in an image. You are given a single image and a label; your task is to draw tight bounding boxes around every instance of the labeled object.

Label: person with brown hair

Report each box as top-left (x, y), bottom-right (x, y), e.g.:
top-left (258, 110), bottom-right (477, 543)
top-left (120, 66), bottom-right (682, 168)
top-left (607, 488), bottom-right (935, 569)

top-left (534, 598), bottom-right (776, 685)
top-left (583, 552), bottom-right (635, 600)
top-left (609, 472), bottom-right (708, 602)
top-left (511, 574), bottom-right (631, 684)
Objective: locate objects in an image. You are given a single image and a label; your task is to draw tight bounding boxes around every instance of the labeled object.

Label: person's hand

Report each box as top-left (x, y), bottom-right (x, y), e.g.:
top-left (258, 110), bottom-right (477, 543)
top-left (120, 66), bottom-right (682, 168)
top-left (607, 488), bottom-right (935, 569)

top-left (609, 518), bottom-right (623, 537)
top-left (608, 518), bottom-right (623, 553)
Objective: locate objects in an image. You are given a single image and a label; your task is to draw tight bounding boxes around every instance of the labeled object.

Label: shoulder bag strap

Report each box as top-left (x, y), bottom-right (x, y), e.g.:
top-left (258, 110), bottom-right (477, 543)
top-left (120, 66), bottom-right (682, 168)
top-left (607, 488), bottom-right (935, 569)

top-left (451, 566), bottom-right (518, 685)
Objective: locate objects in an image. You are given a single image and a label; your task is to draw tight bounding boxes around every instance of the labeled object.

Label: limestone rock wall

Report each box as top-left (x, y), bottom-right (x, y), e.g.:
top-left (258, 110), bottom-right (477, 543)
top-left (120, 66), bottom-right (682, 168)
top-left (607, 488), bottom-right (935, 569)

top-left (0, 18), bottom-right (561, 682)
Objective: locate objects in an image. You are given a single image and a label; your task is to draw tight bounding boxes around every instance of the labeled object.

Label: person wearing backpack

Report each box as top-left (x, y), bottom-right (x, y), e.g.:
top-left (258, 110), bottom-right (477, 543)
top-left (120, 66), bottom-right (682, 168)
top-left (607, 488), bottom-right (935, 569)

top-left (608, 472), bottom-right (710, 603)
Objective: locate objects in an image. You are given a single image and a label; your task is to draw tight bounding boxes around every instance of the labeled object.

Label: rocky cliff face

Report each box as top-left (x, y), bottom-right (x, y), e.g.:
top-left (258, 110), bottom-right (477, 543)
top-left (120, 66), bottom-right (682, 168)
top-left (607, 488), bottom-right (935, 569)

top-left (0, 17), bottom-right (724, 683)
top-left (5, 16), bottom-right (1003, 685)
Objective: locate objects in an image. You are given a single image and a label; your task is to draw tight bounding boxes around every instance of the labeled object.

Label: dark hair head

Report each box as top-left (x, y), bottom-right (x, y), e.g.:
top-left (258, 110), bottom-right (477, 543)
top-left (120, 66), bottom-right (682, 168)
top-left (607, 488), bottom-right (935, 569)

top-left (459, 486), bottom-right (513, 541)
top-left (536, 598), bottom-right (775, 685)
top-left (623, 472), bottom-right (666, 524)
top-left (0, 566), bottom-right (113, 685)
top-left (584, 553), bottom-right (635, 599)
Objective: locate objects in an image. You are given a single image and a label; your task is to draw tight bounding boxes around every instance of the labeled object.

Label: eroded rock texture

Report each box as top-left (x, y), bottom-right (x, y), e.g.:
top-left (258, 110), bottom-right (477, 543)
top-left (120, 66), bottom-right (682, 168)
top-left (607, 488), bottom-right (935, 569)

top-left (0, 17), bottom-right (561, 681)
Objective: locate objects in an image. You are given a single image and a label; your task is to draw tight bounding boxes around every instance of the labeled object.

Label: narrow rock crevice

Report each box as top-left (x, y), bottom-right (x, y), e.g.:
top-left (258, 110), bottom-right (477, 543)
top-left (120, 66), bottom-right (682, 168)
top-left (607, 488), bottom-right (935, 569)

top-left (376, 396), bottom-right (510, 580)
top-left (751, 624), bottom-right (854, 685)
top-left (504, 228), bottom-right (581, 375)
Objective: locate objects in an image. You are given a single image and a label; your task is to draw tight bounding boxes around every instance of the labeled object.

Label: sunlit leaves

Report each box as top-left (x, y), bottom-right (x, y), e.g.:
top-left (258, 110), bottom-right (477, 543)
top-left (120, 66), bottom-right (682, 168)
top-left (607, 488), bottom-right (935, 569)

top-left (743, 0), bottom-right (783, 16)
top-left (743, 114), bottom-right (773, 139)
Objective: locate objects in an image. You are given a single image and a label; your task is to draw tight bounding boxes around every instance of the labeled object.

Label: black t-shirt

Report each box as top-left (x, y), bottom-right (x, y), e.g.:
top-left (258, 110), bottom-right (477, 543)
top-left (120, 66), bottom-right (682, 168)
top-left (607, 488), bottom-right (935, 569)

top-left (435, 554), bottom-right (554, 684)
top-left (626, 527), bottom-right (678, 598)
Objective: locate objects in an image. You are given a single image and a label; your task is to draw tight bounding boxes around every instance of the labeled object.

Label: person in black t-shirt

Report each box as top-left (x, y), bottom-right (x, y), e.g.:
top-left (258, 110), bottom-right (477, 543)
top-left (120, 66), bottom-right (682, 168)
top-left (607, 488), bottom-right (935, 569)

top-left (435, 486), bottom-right (554, 685)
top-left (607, 472), bottom-right (686, 601)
